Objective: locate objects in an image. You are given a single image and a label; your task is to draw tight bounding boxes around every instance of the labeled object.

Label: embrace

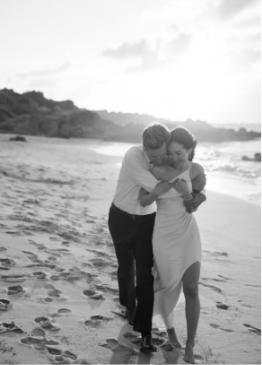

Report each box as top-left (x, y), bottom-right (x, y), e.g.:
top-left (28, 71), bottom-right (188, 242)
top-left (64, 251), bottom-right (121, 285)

top-left (108, 123), bottom-right (206, 364)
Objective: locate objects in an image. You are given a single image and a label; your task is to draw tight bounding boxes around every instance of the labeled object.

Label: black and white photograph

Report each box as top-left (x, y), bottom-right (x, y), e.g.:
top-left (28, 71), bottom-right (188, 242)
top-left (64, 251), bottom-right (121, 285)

top-left (0, 0), bottom-right (260, 364)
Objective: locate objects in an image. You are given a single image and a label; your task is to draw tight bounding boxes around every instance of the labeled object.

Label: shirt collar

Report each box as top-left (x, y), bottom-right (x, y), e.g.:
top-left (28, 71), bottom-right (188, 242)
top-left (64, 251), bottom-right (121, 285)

top-left (142, 148), bottom-right (154, 171)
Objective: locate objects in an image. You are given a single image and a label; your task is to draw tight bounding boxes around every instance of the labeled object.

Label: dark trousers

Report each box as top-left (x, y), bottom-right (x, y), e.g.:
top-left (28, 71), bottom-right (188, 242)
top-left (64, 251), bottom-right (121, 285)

top-left (108, 203), bottom-right (156, 334)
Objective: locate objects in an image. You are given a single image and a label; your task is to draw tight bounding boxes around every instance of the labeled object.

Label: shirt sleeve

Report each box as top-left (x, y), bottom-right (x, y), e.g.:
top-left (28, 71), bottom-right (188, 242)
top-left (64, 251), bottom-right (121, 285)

top-left (123, 148), bottom-right (158, 192)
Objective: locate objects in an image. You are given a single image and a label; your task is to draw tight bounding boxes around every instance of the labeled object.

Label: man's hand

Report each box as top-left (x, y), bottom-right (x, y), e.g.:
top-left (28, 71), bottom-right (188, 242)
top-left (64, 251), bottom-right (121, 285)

top-left (184, 192), bottom-right (206, 213)
top-left (192, 173), bottom-right (206, 193)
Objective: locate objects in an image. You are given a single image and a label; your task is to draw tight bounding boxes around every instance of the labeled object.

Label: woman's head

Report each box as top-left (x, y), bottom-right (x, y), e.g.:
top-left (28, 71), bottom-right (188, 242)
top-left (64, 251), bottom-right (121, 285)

top-left (168, 127), bottom-right (197, 166)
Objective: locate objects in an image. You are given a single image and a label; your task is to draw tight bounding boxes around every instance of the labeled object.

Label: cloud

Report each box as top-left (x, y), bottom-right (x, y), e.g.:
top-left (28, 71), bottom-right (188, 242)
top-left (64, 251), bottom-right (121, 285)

top-left (235, 15), bottom-right (261, 29)
top-left (227, 48), bottom-right (261, 72)
top-left (102, 33), bottom-right (192, 72)
top-left (169, 33), bottom-right (192, 55)
top-left (102, 40), bottom-right (153, 59)
top-left (14, 60), bottom-right (72, 80)
top-left (218, 0), bottom-right (259, 20)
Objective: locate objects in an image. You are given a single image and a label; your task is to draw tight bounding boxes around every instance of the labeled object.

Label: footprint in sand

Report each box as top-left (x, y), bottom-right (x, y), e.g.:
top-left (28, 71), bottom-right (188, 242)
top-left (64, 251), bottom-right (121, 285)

top-left (85, 319), bottom-right (102, 328)
top-left (49, 236), bottom-right (60, 242)
top-left (95, 284), bottom-right (118, 294)
top-left (61, 241), bottom-right (70, 246)
top-left (52, 308), bottom-right (72, 318)
top-left (210, 323), bottom-right (233, 332)
top-left (0, 299), bottom-right (11, 311)
top-left (35, 244), bottom-right (48, 250)
top-left (238, 300), bottom-right (253, 308)
top-left (216, 302), bottom-right (229, 310)
top-left (245, 284), bottom-right (261, 288)
top-left (83, 288), bottom-right (105, 300)
top-left (243, 324), bottom-right (261, 335)
top-left (50, 275), bottom-right (61, 281)
top-left (23, 251), bottom-right (40, 262)
top-left (47, 348), bottom-right (78, 363)
top-left (55, 268), bottom-right (65, 272)
top-left (218, 275), bottom-right (231, 280)
top-left (47, 256), bottom-right (57, 261)
top-left (7, 285), bottom-right (24, 295)
top-left (21, 335), bottom-right (59, 350)
top-left (25, 263), bottom-right (56, 269)
top-left (90, 258), bottom-right (110, 268)
top-left (100, 338), bottom-right (137, 355)
top-left (0, 258), bottom-right (16, 270)
top-left (33, 271), bottom-right (47, 280)
top-left (202, 277), bottom-right (226, 283)
top-left (48, 289), bottom-right (62, 298)
top-left (34, 316), bottom-right (60, 331)
top-left (85, 314), bottom-right (112, 328)
top-left (2, 275), bottom-right (27, 283)
top-left (0, 322), bottom-right (24, 334)
top-left (61, 274), bottom-right (81, 282)
top-left (199, 282), bottom-right (222, 293)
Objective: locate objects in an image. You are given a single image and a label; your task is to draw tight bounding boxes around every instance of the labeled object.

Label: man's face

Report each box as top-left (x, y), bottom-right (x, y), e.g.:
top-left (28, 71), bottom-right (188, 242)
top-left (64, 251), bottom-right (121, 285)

top-left (145, 143), bottom-right (168, 165)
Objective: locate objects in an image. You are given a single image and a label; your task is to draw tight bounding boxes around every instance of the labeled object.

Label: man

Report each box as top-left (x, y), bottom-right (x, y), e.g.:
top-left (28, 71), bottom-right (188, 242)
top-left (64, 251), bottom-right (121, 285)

top-left (108, 123), bottom-right (205, 353)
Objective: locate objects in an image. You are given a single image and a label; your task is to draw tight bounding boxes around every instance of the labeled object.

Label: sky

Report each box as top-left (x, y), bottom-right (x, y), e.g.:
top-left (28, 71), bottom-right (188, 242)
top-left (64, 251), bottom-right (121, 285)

top-left (0, 0), bottom-right (261, 125)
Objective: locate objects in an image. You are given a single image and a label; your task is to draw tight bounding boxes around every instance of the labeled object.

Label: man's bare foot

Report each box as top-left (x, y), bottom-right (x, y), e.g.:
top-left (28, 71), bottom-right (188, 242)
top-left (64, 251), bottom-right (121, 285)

top-left (167, 327), bottom-right (182, 349)
top-left (184, 343), bottom-right (195, 364)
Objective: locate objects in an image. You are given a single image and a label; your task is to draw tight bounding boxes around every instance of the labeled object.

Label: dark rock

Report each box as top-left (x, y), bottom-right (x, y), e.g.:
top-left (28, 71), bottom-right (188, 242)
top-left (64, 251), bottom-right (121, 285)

top-left (242, 153), bottom-right (261, 162)
top-left (9, 135), bottom-right (27, 142)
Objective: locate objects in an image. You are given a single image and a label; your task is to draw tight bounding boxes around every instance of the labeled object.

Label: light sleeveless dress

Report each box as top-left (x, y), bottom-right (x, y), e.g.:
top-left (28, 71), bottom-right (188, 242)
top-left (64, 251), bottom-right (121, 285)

top-left (152, 164), bottom-right (202, 329)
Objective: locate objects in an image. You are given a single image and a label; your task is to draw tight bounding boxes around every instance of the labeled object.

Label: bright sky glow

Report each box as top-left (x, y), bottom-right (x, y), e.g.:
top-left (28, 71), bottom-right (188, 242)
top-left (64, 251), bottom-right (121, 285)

top-left (0, 0), bottom-right (260, 125)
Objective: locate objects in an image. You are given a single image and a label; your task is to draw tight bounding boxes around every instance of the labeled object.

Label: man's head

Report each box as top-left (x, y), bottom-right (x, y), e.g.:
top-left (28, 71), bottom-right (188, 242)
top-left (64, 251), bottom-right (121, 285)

top-left (142, 123), bottom-right (170, 165)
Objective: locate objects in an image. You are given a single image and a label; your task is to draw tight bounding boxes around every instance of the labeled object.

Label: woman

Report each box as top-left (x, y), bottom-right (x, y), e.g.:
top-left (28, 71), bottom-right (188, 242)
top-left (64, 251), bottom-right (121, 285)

top-left (139, 127), bottom-right (205, 364)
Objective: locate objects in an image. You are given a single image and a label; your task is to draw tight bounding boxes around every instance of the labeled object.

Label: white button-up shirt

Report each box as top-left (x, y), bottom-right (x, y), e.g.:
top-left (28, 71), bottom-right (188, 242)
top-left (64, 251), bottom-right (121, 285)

top-left (113, 146), bottom-right (158, 215)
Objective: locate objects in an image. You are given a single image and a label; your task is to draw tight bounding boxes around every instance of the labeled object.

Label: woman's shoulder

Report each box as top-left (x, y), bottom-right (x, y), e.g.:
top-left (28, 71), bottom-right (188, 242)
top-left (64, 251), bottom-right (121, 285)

top-left (190, 162), bottom-right (205, 179)
top-left (151, 165), bottom-right (168, 180)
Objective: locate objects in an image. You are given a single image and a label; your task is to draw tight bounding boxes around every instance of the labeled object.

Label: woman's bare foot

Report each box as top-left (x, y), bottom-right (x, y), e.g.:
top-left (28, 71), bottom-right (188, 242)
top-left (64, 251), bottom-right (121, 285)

top-left (167, 327), bottom-right (182, 348)
top-left (184, 342), bottom-right (195, 364)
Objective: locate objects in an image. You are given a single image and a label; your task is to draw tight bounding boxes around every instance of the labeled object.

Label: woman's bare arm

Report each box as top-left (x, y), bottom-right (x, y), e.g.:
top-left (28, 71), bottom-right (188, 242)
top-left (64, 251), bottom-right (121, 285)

top-left (139, 182), bottom-right (172, 207)
top-left (139, 166), bottom-right (172, 207)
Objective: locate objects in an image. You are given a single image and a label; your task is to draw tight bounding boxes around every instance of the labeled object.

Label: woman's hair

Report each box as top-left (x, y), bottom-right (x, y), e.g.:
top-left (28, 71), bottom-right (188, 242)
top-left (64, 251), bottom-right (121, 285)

top-left (142, 123), bottom-right (170, 150)
top-left (169, 126), bottom-right (197, 161)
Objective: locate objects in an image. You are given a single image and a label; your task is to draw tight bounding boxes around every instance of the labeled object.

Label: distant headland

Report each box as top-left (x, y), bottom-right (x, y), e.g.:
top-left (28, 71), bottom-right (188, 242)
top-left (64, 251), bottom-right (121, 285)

top-left (0, 89), bottom-right (260, 143)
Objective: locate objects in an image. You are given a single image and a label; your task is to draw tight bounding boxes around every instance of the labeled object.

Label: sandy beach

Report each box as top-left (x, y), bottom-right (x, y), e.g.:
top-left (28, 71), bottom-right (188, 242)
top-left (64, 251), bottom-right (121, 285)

top-left (0, 135), bottom-right (260, 364)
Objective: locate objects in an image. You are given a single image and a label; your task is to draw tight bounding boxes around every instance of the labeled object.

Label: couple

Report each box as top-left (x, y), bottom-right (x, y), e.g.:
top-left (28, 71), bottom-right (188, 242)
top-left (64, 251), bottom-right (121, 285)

top-left (108, 123), bottom-right (206, 364)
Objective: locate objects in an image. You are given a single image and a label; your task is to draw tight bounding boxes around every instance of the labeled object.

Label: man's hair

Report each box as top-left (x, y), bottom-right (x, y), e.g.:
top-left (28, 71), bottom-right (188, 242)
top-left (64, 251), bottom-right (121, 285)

top-left (142, 123), bottom-right (170, 150)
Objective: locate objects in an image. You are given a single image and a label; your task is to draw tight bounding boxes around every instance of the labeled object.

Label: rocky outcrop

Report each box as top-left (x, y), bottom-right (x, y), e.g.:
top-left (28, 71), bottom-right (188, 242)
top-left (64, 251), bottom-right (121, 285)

top-left (0, 89), bottom-right (120, 139)
top-left (0, 89), bottom-right (260, 143)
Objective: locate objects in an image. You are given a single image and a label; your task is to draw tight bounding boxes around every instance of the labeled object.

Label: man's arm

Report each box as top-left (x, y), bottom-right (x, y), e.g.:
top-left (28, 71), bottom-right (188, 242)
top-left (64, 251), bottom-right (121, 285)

top-left (185, 166), bottom-right (207, 213)
top-left (123, 147), bottom-right (158, 192)
top-left (184, 192), bottom-right (206, 213)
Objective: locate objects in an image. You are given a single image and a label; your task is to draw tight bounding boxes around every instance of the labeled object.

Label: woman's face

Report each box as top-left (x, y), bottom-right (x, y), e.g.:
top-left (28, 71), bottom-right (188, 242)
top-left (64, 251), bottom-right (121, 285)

top-left (168, 141), bottom-right (191, 167)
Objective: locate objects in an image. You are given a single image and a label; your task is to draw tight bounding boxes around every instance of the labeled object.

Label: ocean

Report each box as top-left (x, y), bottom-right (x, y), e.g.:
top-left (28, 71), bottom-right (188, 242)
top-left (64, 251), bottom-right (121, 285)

top-left (0, 133), bottom-right (260, 205)
top-left (89, 139), bottom-right (261, 205)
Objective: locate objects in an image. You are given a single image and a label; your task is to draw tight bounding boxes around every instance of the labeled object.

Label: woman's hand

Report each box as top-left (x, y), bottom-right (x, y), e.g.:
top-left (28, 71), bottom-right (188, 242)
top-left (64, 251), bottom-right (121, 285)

top-left (172, 178), bottom-right (191, 196)
top-left (153, 181), bottom-right (173, 196)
